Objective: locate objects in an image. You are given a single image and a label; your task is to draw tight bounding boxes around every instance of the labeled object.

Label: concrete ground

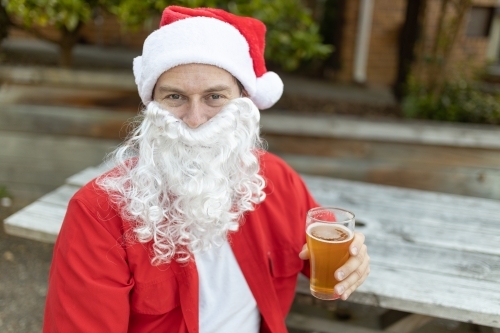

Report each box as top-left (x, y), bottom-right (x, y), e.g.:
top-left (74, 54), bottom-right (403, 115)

top-left (0, 38), bottom-right (497, 332)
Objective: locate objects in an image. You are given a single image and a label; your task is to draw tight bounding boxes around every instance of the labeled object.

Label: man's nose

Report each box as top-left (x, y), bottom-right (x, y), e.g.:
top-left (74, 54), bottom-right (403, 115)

top-left (182, 101), bottom-right (208, 129)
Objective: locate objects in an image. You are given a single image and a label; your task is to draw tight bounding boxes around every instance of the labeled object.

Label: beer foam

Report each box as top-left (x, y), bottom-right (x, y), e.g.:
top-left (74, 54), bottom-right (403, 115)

top-left (306, 223), bottom-right (353, 243)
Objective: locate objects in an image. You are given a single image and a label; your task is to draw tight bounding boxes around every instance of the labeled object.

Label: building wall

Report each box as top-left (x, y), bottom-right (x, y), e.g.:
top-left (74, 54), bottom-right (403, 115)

top-left (335, 0), bottom-right (494, 86)
top-left (416, 0), bottom-right (493, 80)
top-left (335, 0), bottom-right (359, 83)
top-left (335, 0), bottom-right (406, 86)
top-left (366, 0), bottom-right (407, 85)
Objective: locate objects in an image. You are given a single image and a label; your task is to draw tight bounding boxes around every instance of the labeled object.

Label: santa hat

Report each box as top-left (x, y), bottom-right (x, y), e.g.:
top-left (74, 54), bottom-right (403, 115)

top-left (133, 6), bottom-right (283, 110)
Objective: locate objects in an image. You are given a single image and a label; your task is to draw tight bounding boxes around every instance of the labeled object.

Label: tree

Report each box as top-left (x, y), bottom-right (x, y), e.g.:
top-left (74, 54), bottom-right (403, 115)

top-left (412, 0), bottom-right (473, 99)
top-left (0, 2), bottom-right (9, 43)
top-left (4, 0), bottom-right (106, 67)
top-left (112, 0), bottom-right (332, 71)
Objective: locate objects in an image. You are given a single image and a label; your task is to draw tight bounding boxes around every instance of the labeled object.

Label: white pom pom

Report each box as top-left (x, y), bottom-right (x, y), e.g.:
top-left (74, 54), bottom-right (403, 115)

top-left (250, 71), bottom-right (284, 110)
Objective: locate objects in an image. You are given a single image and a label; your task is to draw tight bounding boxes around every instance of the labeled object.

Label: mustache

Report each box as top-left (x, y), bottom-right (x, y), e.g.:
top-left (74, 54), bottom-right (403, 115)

top-left (144, 97), bottom-right (260, 147)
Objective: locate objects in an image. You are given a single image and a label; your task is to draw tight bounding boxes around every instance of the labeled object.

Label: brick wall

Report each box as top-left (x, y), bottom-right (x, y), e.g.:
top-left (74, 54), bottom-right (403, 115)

top-left (416, 0), bottom-right (491, 80)
top-left (366, 0), bottom-right (406, 85)
top-left (335, 0), bottom-right (406, 86)
top-left (335, 0), bottom-right (359, 83)
top-left (334, 0), bottom-right (492, 86)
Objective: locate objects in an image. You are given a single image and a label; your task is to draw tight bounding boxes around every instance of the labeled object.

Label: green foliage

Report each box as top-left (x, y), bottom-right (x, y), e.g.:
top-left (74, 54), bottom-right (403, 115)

top-left (402, 78), bottom-right (500, 125)
top-left (4, 0), bottom-right (101, 31)
top-left (112, 0), bottom-right (332, 71)
top-left (229, 0), bottom-right (332, 71)
top-left (0, 185), bottom-right (11, 198)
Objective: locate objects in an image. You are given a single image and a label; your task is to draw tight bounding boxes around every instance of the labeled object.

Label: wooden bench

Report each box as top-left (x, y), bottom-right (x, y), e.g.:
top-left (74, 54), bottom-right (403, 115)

top-left (4, 165), bottom-right (500, 332)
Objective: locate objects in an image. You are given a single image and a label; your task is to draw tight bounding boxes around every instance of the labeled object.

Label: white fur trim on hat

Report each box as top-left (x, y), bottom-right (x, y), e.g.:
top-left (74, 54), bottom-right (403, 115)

top-left (252, 72), bottom-right (283, 110)
top-left (135, 17), bottom-right (254, 105)
top-left (133, 16), bottom-right (283, 109)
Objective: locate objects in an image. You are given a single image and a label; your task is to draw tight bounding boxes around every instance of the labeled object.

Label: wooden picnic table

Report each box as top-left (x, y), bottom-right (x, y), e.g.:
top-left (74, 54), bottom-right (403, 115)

top-left (4, 164), bottom-right (500, 332)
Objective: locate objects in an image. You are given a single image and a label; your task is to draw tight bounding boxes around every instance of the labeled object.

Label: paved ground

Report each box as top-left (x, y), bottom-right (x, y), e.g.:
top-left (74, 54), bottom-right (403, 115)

top-left (0, 207), bottom-right (53, 332)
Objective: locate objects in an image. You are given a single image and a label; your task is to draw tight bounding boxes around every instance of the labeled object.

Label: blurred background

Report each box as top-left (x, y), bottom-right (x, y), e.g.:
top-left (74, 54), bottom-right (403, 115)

top-left (1, 0), bottom-right (500, 332)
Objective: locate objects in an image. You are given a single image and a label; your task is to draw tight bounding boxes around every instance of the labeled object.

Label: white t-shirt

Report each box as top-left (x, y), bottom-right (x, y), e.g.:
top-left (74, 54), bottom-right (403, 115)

top-left (194, 241), bottom-right (260, 333)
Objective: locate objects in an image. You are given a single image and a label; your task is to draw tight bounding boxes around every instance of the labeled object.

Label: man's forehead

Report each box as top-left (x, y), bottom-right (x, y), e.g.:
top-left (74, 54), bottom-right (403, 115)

top-left (155, 64), bottom-right (238, 92)
top-left (163, 63), bottom-right (233, 78)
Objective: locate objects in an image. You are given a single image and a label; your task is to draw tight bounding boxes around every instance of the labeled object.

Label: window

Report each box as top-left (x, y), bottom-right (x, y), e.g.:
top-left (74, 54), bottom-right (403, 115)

top-left (466, 6), bottom-right (494, 37)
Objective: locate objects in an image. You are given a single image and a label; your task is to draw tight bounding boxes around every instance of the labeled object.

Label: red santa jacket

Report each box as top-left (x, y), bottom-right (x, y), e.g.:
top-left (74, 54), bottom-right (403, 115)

top-left (43, 152), bottom-right (319, 333)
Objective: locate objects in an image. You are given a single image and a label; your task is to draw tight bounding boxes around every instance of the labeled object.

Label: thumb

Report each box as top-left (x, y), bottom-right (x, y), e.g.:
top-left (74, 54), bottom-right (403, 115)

top-left (299, 243), bottom-right (309, 260)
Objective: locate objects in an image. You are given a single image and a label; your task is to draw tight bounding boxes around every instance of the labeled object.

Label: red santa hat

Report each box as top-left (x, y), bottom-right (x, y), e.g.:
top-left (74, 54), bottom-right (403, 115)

top-left (133, 6), bottom-right (283, 110)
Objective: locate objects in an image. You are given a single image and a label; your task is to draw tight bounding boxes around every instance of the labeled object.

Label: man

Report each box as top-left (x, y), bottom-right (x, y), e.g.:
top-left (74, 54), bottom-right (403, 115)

top-left (43, 6), bottom-right (370, 333)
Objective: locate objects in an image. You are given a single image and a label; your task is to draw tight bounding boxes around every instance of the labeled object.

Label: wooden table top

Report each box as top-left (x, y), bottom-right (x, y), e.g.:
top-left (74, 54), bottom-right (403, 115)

top-left (4, 166), bottom-right (500, 328)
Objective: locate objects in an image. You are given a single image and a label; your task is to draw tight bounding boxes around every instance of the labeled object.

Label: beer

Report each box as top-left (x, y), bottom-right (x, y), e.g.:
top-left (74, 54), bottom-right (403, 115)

top-left (306, 222), bottom-right (354, 300)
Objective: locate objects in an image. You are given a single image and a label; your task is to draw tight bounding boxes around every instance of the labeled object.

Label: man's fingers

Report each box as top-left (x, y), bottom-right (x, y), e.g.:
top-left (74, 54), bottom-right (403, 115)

top-left (349, 232), bottom-right (365, 256)
top-left (340, 259), bottom-right (370, 300)
top-left (299, 243), bottom-right (309, 260)
top-left (334, 246), bottom-right (370, 300)
top-left (334, 243), bottom-right (368, 285)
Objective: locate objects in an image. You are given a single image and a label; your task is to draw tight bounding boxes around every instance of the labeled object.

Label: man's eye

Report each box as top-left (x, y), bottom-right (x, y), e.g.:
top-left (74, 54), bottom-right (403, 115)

top-left (210, 94), bottom-right (222, 99)
top-left (168, 94), bottom-right (181, 100)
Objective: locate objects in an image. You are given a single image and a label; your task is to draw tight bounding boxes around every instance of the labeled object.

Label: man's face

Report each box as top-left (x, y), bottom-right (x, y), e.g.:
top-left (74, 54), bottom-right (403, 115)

top-left (153, 64), bottom-right (241, 129)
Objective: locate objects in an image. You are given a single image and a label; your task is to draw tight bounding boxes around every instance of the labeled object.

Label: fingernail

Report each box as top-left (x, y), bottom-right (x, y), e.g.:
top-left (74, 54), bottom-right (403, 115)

top-left (351, 246), bottom-right (358, 255)
top-left (336, 285), bottom-right (345, 295)
top-left (336, 271), bottom-right (345, 281)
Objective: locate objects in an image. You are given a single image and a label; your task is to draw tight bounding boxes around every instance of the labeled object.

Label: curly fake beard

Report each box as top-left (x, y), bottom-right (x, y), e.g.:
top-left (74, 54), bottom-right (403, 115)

top-left (97, 98), bottom-right (266, 265)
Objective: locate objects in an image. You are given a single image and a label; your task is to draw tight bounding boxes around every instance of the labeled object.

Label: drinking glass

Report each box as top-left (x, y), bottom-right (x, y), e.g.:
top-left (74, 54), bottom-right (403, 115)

top-left (306, 207), bottom-right (355, 300)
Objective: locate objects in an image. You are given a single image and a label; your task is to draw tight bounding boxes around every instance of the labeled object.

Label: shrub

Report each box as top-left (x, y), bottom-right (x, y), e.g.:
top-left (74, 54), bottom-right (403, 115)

top-left (112, 0), bottom-right (332, 71)
top-left (402, 78), bottom-right (500, 125)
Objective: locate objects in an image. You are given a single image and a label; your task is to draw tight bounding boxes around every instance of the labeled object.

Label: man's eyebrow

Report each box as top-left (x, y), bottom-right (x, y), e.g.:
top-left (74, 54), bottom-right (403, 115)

top-left (156, 86), bottom-right (185, 94)
top-left (202, 85), bottom-right (232, 93)
top-left (156, 85), bottom-right (232, 94)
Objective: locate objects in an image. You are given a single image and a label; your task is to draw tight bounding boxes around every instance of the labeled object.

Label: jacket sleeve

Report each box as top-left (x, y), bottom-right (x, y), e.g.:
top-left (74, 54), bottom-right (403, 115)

top-left (43, 197), bottom-right (134, 333)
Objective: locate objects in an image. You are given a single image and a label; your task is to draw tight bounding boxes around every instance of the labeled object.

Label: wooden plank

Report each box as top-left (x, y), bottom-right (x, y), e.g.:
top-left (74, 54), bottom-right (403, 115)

top-left (0, 66), bottom-right (136, 90)
top-left (303, 175), bottom-right (500, 227)
top-left (0, 131), bottom-right (119, 164)
top-left (383, 314), bottom-right (433, 332)
top-left (38, 184), bottom-right (80, 206)
top-left (3, 185), bottom-right (81, 243)
top-left (304, 177), bottom-right (500, 255)
top-left (366, 239), bottom-right (500, 282)
top-left (261, 112), bottom-right (500, 149)
top-left (297, 263), bottom-right (500, 328)
top-left (275, 153), bottom-right (500, 200)
top-left (0, 83), bottom-right (139, 112)
top-left (66, 163), bottom-right (113, 187)
top-left (286, 312), bottom-right (380, 333)
top-left (3, 201), bottom-right (67, 243)
top-left (264, 134), bottom-right (500, 169)
top-left (0, 104), bottom-right (135, 139)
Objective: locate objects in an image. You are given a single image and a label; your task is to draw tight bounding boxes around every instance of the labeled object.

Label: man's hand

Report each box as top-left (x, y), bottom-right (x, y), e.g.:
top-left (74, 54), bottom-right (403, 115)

top-left (299, 232), bottom-right (370, 300)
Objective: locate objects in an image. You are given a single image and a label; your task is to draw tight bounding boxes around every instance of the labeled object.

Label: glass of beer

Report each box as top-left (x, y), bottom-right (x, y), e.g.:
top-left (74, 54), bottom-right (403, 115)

top-left (306, 207), bottom-right (355, 300)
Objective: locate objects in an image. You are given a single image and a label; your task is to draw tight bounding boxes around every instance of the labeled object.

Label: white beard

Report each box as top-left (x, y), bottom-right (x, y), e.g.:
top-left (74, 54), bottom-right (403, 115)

top-left (98, 98), bottom-right (266, 265)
